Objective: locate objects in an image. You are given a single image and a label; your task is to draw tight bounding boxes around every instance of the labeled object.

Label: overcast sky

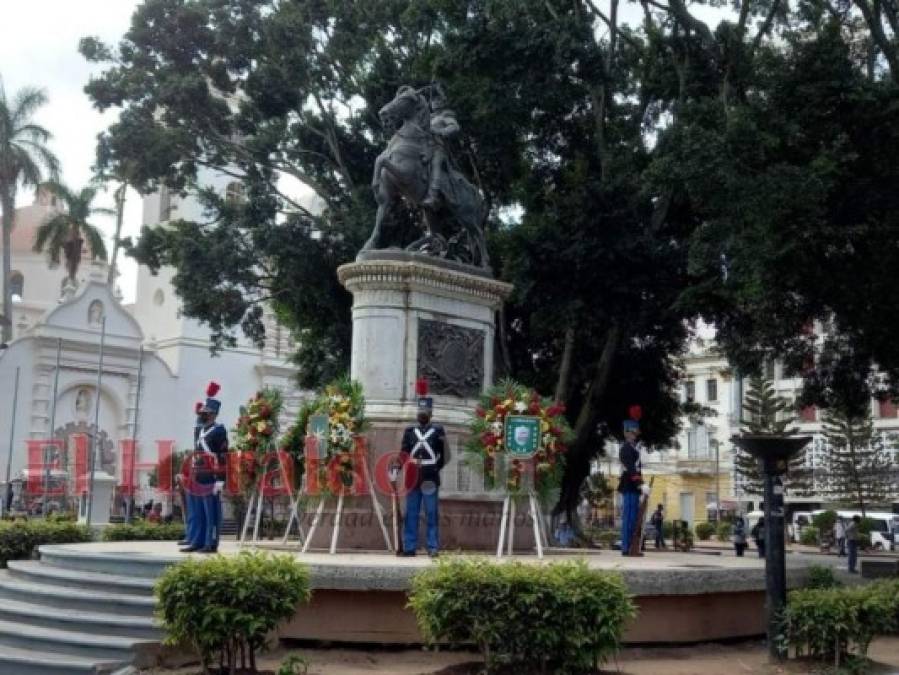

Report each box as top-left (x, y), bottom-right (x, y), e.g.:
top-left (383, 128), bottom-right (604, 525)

top-left (1, 0), bottom-right (143, 302)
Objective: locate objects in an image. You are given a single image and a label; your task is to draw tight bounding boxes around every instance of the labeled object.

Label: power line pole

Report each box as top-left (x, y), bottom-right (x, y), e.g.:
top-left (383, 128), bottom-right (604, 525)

top-left (4, 367), bottom-right (21, 516)
top-left (85, 316), bottom-right (107, 527)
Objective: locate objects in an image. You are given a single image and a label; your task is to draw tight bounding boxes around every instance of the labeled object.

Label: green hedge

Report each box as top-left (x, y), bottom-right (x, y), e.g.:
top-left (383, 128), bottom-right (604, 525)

top-left (694, 521), bottom-right (715, 541)
top-left (596, 530), bottom-right (619, 548)
top-left (782, 579), bottom-right (899, 668)
top-left (408, 558), bottom-right (635, 673)
top-left (0, 519), bottom-right (91, 567)
top-left (157, 552), bottom-right (310, 673)
top-left (102, 522), bottom-right (185, 541)
top-left (812, 510), bottom-right (837, 533)
top-left (799, 526), bottom-right (819, 546)
top-left (716, 521), bottom-right (733, 541)
top-left (805, 564), bottom-right (841, 590)
top-left (661, 521), bottom-right (674, 539)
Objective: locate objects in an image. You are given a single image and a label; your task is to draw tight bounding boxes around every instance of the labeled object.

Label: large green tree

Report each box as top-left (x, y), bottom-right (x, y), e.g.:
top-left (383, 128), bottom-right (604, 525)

top-left (666, 16), bottom-right (899, 415)
top-left (733, 374), bottom-right (812, 496)
top-left (32, 181), bottom-right (110, 285)
top-left (821, 406), bottom-right (896, 515)
top-left (0, 79), bottom-right (59, 342)
top-left (81, 0), bottom-right (898, 517)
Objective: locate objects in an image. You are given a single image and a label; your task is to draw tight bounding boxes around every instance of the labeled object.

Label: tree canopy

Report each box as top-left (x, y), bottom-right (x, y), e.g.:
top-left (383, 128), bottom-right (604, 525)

top-left (81, 0), bottom-right (899, 514)
top-left (33, 181), bottom-right (110, 283)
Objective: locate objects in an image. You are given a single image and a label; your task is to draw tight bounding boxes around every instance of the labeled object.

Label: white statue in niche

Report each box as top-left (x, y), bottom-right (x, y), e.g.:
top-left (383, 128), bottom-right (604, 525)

top-left (75, 388), bottom-right (92, 420)
top-left (88, 300), bottom-right (104, 326)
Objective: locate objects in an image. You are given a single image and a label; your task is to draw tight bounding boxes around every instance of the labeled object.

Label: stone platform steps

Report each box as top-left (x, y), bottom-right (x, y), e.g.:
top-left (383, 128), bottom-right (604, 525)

top-left (0, 547), bottom-right (170, 674)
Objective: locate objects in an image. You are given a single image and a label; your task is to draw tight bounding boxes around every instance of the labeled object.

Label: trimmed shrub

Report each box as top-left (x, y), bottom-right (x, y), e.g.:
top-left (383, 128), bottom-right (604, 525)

top-left (597, 530), bottom-right (619, 548)
top-left (661, 520), bottom-right (674, 539)
top-left (716, 521), bottom-right (733, 541)
top-left (799, 526), bottom-right (819, 546)
top-left (408, 558), bottom-right (635, 673)
top-left (805, 564), bottom-right (842, 590)
top-left (694, 521), bottom-right (715, 541)
top-left (157, 552), bottom-right (310, 673)
top-left (0, 519), bottom-right (91, 567)
top-left (858, 518), bottom-right (878, 549)
top-left (102, 522), bottom-right (185, 542)
top-left (812, 510), bottom-right (837, 534)
top-left (782, 580), bottom-right (899, 668)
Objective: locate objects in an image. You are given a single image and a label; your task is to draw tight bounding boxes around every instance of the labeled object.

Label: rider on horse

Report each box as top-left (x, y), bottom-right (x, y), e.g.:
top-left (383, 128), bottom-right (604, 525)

top-left (422, 87), bottom-right (459, 210)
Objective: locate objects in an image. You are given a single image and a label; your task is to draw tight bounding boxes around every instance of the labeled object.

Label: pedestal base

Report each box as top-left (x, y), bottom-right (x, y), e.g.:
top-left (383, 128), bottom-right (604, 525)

top-left (338, 253), bottom-right (516, 549)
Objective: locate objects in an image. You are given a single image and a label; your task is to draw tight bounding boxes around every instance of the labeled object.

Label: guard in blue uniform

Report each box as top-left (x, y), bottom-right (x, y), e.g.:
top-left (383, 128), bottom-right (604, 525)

top-left (617, 419), bottom-right (643, 556)
top-left (401, 392), bottom-right (445, 557)
top-left (178, 401), bottom-right (204, 547)
top-left (181, 382), bottom-right (228, 553)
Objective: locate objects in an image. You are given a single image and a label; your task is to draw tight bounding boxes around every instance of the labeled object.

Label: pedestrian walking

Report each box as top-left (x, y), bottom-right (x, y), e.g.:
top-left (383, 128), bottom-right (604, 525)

top-left (650, 504), bottom-right (665, 549)
top-left (846, 515), bottom-right (861, 574)
top-left (733, 517), bottom-right (747, 557)
top-left (752, 517), bottom-right (766, 558)
top-left (835, 518), bottom-right (846, 556)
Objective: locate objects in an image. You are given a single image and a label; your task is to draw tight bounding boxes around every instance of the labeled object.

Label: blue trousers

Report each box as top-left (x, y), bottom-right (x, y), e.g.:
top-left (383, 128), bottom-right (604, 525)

top-left (184, 491), bottom-right (200, 543)
top-left (200, 493), bottom-right (221, 550)
top-left (404, 487), bottom-right (439, 553)
top-left (848, 540), bottom-right (858, 572)
top-left (620, 491), bottom-right (640, 555)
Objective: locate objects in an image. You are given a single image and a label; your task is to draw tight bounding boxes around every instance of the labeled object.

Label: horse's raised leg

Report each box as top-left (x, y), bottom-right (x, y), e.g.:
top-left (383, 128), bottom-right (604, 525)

top-left (361, 180), bottom-right (393, 252)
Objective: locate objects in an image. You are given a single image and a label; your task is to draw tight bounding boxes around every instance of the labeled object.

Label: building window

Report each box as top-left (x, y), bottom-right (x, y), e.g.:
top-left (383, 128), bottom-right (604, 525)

top-left (879, 399), bottom-right (898, 419)
top-left (9, 271), bottom-right (23, 300)
top-left (684, 380), bottom-right (696, 402)
top-left (800, 405), bottom-right (817, 423)
top-left (764, 360), bottom-right (777, 381)
top-left (687, 423), bottom-right (709, 459)
top-left (706, 378), bottom-right (718, 402)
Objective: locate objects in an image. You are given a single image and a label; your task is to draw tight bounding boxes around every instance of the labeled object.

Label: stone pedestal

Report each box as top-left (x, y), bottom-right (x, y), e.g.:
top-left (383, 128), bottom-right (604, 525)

top-left (338, 252), bottom-right (513, 427)
top-left (77, 470), bottom-right (116, 526)
top-left (332, 252), bottom-right (534, 551)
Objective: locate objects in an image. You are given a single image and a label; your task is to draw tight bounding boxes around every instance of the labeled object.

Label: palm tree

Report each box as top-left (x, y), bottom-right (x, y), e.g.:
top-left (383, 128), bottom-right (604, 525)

top-left (0, 79), bottom-right (59, 342)
top-left (33, 181), bottom-right (110, 285)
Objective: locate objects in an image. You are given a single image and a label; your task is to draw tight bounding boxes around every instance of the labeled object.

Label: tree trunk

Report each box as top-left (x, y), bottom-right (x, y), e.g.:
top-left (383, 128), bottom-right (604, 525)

top-left (554, 327), bottom-right (575, 403)
top-left (555, 323), bottom-right (622, 521)
top-left (1, 190), bottom-right (15, 343)
top-left (107, 182), bottom-right (126, 286)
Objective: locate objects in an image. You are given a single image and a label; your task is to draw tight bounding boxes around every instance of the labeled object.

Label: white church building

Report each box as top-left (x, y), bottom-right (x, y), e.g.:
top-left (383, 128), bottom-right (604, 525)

top-left (0, 182), bottom-right (303, 518)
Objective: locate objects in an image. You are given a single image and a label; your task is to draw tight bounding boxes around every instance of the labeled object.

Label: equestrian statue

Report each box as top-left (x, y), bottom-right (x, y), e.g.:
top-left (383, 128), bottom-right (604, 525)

top-left (360, 84), bottom-right (489, 268)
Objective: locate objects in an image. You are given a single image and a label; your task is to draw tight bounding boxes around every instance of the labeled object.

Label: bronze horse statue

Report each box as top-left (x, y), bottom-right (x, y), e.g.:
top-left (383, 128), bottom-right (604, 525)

top-left (360, 85), bottom-right (488, 268)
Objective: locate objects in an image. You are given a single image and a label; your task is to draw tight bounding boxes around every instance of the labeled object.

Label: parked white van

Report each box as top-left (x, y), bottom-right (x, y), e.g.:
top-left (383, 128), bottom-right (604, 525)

top-left (811, 510), bottom-right (899, 551)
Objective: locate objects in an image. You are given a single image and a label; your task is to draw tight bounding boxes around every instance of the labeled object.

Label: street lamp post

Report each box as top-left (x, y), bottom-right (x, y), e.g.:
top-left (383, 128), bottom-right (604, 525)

top-left (732, 433), bottom-right (811, 660)
top-left (711, 439), bottom-right (721, 523)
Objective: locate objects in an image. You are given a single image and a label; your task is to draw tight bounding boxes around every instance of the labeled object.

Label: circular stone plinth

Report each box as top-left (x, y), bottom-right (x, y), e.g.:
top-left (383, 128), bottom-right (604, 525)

top-left (39, 540), bottom-right (815, 594)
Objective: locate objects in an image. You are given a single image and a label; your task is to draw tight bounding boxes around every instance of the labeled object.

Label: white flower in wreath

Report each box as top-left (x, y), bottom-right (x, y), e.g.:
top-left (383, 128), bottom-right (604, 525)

top-left (491, 421), bottom-right (503, 435)
top-left (542, 433), bottom-right (553, 446)
top-left (514, 400), bottom-right (527, 413)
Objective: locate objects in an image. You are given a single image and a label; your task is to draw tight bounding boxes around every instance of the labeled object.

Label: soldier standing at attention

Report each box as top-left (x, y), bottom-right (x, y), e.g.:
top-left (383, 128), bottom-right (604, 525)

top-left (180, 382), bottom-right (228, 554)
top-left (401, 380), bottom-right (446, 558)
top-left (618, 419), bottom-right (643, 556)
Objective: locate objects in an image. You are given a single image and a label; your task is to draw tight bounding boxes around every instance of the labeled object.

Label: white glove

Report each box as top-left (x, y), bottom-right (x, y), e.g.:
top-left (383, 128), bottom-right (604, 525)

top-left (213, 481), bottom-right (224, 496)
top-left (641, 483), bottom-right (651, 497)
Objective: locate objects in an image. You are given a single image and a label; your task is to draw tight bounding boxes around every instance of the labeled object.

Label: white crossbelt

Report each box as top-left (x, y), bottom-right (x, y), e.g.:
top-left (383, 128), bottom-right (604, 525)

top-left (411, 428), bottom-right (438, 466)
